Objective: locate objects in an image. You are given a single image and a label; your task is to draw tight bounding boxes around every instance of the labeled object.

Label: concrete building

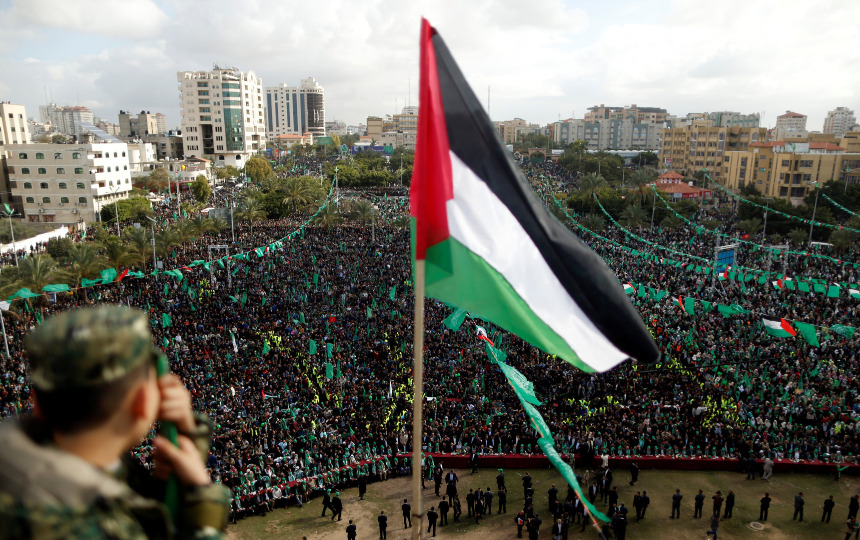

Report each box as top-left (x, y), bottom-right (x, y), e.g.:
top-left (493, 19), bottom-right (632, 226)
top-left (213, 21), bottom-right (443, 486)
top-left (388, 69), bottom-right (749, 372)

top-left (177, 67), bottom-right (266, 167)
top-left (659, 120), bottom-right (767, 181)
top-left (4, 142), bottom-right (132, 224)
top-left (495, 118), bottom-right (541, 145)
top-left (0, 102), bottom-right (31, 145)
top-left (155, 113), bottom-right (168, 135)
top-left (265, 77), bottom-right (325, 138)
top-left (366, 116), bottom-right (384, 142)
top-left (143, 132), bottom-right (184, 161)
top-left (724, 140), bottom-right (860, 202)
top-left (118, 110), bottom-right (161, 137)
top-left (776, 111), bottom-right (807, 132)
top-left (39, 104), bottom-right (95, 138)
top-left (584, 104), bottom-right (669, 124)
top-left (552, 118), bottom-right (661, 151)
top-left (823, 107), bottom-right (858, 138)
top-left (706, 111), bottom-right (760, 128)
top-left (126, 140), bottom-right (158, 174)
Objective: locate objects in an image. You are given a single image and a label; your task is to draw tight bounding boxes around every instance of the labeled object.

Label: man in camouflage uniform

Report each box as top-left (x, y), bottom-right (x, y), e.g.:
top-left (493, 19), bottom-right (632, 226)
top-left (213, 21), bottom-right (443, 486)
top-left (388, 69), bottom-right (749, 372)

top-left (0, 305), bottom-right (230, 538)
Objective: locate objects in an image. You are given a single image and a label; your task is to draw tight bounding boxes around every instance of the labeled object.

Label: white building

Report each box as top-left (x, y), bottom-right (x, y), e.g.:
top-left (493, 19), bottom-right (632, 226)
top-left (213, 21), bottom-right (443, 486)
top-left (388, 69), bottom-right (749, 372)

top-left (265, 77), bottom-right (325, 138)
top-left (126, 140), bottom-right (158, 174)
top-left (0, 102), bottom-right (31, 145)
top-left (5, 143), bottom-right (132, 224)
top-left (177, 67), bottom-right (266, 167)
top-left (823, 107), bottom-right (858, 138)
top-left (119, 110), bottom-right (161, 137)
top-left (39, 103), bottom-right (94, 138)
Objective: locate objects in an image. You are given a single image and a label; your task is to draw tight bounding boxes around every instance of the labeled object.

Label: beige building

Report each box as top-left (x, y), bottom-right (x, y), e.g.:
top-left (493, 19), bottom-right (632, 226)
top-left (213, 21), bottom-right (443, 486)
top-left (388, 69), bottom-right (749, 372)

top-left (723, 140), bottom-right (860, 202)
top-left (776, 111), bottom-right (807, 132)
top-left (659, 121), bottom-right (767, 181)
top-left (0, 102), bottom-right (31, 145)
top-left (118, 110), bottom-right (161, 137)
top-left (495, 118), bottom-right (540, 144)
top-left (823, 107), bottom-right (858, 138)
top-left (5, 143), bottom-right (132, 224)
top-left (366, 116), bottom-right (384, 142)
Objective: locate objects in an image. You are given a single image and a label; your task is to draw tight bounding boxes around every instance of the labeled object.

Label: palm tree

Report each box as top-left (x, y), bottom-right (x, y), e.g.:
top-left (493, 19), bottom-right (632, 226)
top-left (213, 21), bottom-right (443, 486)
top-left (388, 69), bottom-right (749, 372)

top-left (620, 205), bottom-right (647, 229)
top-left (210, 217), bottom-right (228, 233)
top-left (235, 198), bottom-right (267, 235)
top-left (154, 229), bottom-right (178, 260)
top-left (313, 204), bottom-right (343, 228)
top-left (830, 229), bottom-right (856, 251)
top-left (188, 215), bottom-right (216, 238)
top-left (738, 218), bottom-right (762, 236)
top-left (282, 177), bottom-right (322, 214)
top-left (63, 243), bottom-right (108, 301)
top-left (122, 226), bottom-right (152, 267)
top-left (349, 199), bottom-right (375, 223)
top-left (628, 170), bottom-right (654, 206)
top-left (100, 236), bottom-right (134, 269)
top-left (1, 254), bottom-right (63, 306)
top-left (787, 228), bottom-right (808, 247)
top-left (170, 220), bottom-right (195, 244)
top-left (580, 214), bottom-right (605, 232)
top-left (577, 173), bottom-right (607, 209)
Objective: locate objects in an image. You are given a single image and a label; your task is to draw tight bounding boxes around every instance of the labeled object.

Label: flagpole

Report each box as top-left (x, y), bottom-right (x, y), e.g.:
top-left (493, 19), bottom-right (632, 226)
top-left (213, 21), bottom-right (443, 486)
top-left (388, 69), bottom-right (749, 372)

top-left (411, 258), bottom-right (425, 540)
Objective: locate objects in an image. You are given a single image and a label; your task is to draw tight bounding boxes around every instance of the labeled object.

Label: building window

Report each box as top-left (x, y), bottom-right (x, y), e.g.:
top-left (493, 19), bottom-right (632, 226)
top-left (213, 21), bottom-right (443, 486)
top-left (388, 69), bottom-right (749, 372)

top-left (122, 151), bottom-right (126, 157)
top-left (60, 197), bottom-right (69, 203)
top-left (76, 182), bottom-right (85, 189)
top-left (58, 182), bottom-right (67, 189)
top-left (75, 167), bottom-right (84, 174)
top-left (18, 152), bottom-right (27, 159)
top-left (54, 152), bottom-right (63, 159)
top-left (114, 152), bottom-right (118, 158)
top-left (21, 167), bottom-right (29, 174)
top-left (72, 152), bottom-right (81, 159)
top-left (25, 197), bottom-right (34, 203)
top-left (23, 182), bottom-right (32, 189)
top-left (36, 153), bottom-right (44, 159)
top-left (78, 197), bottom-right (87, 204)
top-left (781, 160), bottom-right (789, 167)
top-left (57, 168), bottom-right (65, 174)
top-left (38, 168), bottom-right (46, 174)
top-left (42, 197), bottom-right (50, 203)
top-left (124, 165), bottom-right (127, 170)
top-left (799, 160), bottom-right (813, 168)
top-left (40, 182), bottom-right (48, 189)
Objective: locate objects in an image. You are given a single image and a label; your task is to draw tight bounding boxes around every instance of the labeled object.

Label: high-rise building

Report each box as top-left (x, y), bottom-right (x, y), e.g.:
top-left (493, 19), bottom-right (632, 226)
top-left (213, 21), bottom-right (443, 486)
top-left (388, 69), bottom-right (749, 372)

top-left (0, 102), bottom-right (31, 145)
top-left (705, 111), bottom-right (760, 128)
top-left (118, 110), bottom-right (161, 137)
top-left (776, 111), bottom-right (807, 132)
top-left (265, 77), bottom-right (325, 138)
top-left (823, 107), bottom-right (858, 138)
top-left (155, 113), bottom-right (168, 135)
top-left (38, 104), bottom-right (94, 138)
top-left (659, 120), bottom-right (767, 181)
top-left (177, 67), bottom-right (266, 167)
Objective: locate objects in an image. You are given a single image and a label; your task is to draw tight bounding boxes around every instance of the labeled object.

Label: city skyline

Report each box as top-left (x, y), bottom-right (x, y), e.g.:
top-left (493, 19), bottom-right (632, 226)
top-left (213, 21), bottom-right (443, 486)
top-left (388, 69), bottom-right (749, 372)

top-left (1, 0), bottom-right (859, 132)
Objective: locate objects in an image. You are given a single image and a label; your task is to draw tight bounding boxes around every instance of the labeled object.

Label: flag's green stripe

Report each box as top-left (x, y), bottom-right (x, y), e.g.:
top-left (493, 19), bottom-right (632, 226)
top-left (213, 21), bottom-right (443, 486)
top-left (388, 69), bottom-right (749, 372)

top-left (423, 237), bottom-right (594, 372)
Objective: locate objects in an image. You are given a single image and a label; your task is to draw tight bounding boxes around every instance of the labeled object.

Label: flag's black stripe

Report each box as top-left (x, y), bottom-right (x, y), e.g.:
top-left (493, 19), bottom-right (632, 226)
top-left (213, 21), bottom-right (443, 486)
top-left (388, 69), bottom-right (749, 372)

top-left (430, 33), bottom-right (659, 364)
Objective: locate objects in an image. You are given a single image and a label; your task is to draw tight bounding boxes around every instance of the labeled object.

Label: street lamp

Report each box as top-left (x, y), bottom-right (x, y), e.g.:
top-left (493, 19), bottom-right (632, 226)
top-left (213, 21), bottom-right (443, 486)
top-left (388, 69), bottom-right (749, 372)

top-left (105, 182), bottom-right (122, 236)
top-left (2, 205), bottom-right (18, 267)
top-left (145, 216), bottom-right (157, 270)
top-left (761, 197), bottom-right (774, 240)
top-left (371, 204), bottom-right (378, 243)
top-left (807, 181), bottom-right (820, 247)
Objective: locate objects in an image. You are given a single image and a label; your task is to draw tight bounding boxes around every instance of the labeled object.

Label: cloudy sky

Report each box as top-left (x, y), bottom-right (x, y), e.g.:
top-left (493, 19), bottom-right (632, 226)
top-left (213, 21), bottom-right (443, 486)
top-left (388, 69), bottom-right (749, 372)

top-left (1, 0), bottom-right (858, 132)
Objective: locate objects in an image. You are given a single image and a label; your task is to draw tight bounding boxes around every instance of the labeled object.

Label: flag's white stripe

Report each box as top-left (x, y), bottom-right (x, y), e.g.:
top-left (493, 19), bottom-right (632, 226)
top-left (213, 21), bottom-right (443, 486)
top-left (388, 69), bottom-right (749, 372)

top-left (762, 319), bottom-right (783, 330)
top-left (446, 151), bottom-right (627, 371)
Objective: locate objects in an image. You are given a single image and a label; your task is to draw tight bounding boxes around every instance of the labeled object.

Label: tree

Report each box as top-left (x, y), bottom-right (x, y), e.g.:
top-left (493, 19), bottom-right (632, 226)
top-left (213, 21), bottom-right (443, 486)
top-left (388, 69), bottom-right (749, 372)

top-left (282, 177), bottom-right (324, 214)
top-left (628, 170), bottom-right (654, 206)
top-left (830, 228), bottom-right (856, 251)
top-left (63, 243), bottom-right (107, 300)
top-left (620, 205), bottom-right (647, 228)
top-left (51, 134), bottom-right (67, 144)
top-left (1, 254), bottom-right (63, 305)
top-left (234, 198), bottom-right (267, 234)
top-left (637, 151), bottom-right (659, 167)
top-left (45, 237), bottom-right (75, 260)
top-left (154, 229), bottom-right (178, 259)
top-left (660, 215), bottom-right (682, 230)
top-left (100, 196), bottom-right (154, 223)
top-left (738, 218), bottom-right (762, 236)
top-left (313, 204), bottom-right (343, 228)
top-left (740, 183), bottom-right (762, 197)
top-left (146, 168), bottom-right (170, 192)
top-left (190, 174), bottom-right (212, 204)
top-left (349, 200), bottom-right (375, 223)
top-left (577, 173), bottom-right (607, 209)
top-left (187, 215), bottom-right (216, 237)
top-left (100, 236), bottom-right (133, 268)
top-left (787, 228), bottom-right (808, 246)
top-left (580, 214), bottom-right (605, 232)
top-left (245, 156), bottom-right (273, 183)
top-left (122, 226), bottom-right (152, 266)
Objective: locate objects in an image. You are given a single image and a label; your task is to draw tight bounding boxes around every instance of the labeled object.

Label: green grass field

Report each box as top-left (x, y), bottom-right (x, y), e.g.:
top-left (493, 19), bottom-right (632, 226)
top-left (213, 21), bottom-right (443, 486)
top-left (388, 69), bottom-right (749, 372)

top-left (228, 465), bottom-right (858, 540)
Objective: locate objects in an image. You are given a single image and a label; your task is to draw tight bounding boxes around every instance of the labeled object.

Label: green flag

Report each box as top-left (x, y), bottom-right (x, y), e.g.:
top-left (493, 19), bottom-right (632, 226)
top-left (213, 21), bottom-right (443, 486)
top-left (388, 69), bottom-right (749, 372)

top-left (41, 284), bottom-right (70, 293)
top-left (100, 268), bottom-right (117, 284)
top-left (241, 292), bottom-right (248, 306)
top-left (325, 362), bottom-right (334, 379)
top-left (683, 297), bottom-right (696, 315)
top-left (309, 339), bottom-right (318, 355)
top-left (162, 313), bottom-right (171, 328)
top-left (389, 286), bottom-right (396, 300)
top-left (262, 340), bottom-right (270, 355)
top-left (442, 307), bottom-right (468, 331)
top-left (336, 361), bottom-right (342, 378)
top-left (829, 324), bottom-right (856, 339)
top-left (366, 306), bottom-right (373, 319)
top-left (794, 321), bottom-right (819, 347)
top-left (326, 342), bottom-right (334, 359)
top-left (313, 273), bottom-right (319, 285)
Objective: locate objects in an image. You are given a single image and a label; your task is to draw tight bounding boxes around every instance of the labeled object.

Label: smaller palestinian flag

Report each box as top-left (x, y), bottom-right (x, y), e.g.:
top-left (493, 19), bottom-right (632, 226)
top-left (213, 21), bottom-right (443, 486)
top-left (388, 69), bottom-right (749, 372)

top-left (623, 282), bottom-right (635, 295)
top-left (771, 279), bottom-right (784, 290)
top-left (849, 288), bottom-right (860, 299)
top-left (718, 266), bottom-right (731, 280)
top-left (476, 325), bottom-right (494, 346)
top-left (116, 269), bottom-right (130, 282)
top-left (675, 295), bottom-right (685, 313)
top-left (762, 317), bottom-right (797, 338)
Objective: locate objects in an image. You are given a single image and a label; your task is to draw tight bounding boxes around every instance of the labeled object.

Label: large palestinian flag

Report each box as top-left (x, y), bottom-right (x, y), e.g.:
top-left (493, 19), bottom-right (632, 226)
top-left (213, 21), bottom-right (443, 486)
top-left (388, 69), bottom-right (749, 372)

top-left (410, 19), bottom-right (659, 372)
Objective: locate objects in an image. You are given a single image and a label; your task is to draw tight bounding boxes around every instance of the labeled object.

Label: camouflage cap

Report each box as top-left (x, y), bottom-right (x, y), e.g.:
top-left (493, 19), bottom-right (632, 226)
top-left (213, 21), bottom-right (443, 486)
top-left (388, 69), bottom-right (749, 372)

top-left (25, 305), bottom-right (159, 391)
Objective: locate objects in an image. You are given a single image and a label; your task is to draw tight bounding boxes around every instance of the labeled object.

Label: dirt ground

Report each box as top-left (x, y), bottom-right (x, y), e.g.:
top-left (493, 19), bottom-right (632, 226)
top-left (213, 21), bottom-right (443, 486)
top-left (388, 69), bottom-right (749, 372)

top-left (227, 465), bottom-right (859, 540)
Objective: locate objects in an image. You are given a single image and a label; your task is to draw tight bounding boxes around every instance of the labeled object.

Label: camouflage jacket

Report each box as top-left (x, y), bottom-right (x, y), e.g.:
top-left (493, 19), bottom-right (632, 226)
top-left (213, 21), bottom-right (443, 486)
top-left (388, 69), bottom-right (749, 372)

top-left (0, 418), bottom-right (230, 539)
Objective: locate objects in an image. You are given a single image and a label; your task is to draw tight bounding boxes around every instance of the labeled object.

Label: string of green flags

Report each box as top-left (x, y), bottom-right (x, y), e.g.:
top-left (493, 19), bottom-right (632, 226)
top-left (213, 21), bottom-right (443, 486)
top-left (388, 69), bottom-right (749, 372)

top-left (822, 192), bottom-right (860, 219)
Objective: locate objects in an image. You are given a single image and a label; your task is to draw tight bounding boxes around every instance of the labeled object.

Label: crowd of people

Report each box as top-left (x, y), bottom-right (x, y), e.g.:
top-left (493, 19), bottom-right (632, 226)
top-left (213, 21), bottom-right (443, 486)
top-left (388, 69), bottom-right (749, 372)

top-left (0, 155), bottom-right (857, 533)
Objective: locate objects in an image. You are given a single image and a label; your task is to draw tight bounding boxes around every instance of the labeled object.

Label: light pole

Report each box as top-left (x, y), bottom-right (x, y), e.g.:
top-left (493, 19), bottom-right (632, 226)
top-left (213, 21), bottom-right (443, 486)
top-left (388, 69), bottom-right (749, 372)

top-left (106, 183), bottom-right (121, 236)
top-left (371, 204), bottom-right (378, 243)
top-left (175, 172), bottom-right (182, 217)
top-left (145, 216), bottom-right (157, 270)
top-left (761, 197), bottom-right (774, 240)
top-left (2, 206), bottom-right (18, 267)
top-left (844, 166), bottom-right (852, 195)
top-left (808, 181), bottom-right (820, 247)
top-left (230, 198), bottom-right (235, 244)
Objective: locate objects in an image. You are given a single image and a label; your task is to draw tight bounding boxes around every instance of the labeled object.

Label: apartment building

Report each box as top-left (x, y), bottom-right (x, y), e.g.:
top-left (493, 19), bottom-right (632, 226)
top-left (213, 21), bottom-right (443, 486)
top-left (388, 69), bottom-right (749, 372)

top-left (265, 77), bottom-right (325, 139)
top-left (659, 121), bottom-right (767, 181)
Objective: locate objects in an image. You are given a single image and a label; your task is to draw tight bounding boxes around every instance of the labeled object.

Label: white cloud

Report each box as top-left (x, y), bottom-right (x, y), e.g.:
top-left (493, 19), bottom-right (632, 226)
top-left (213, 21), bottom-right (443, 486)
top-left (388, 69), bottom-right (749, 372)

top-left (11, 0), bottom-right (169, 39)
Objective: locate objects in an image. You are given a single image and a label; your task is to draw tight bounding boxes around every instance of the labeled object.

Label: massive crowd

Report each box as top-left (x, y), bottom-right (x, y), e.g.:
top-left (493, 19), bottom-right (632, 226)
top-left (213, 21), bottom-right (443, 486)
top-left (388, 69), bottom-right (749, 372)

top-left (0, 156), bottom-right (857, 529)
